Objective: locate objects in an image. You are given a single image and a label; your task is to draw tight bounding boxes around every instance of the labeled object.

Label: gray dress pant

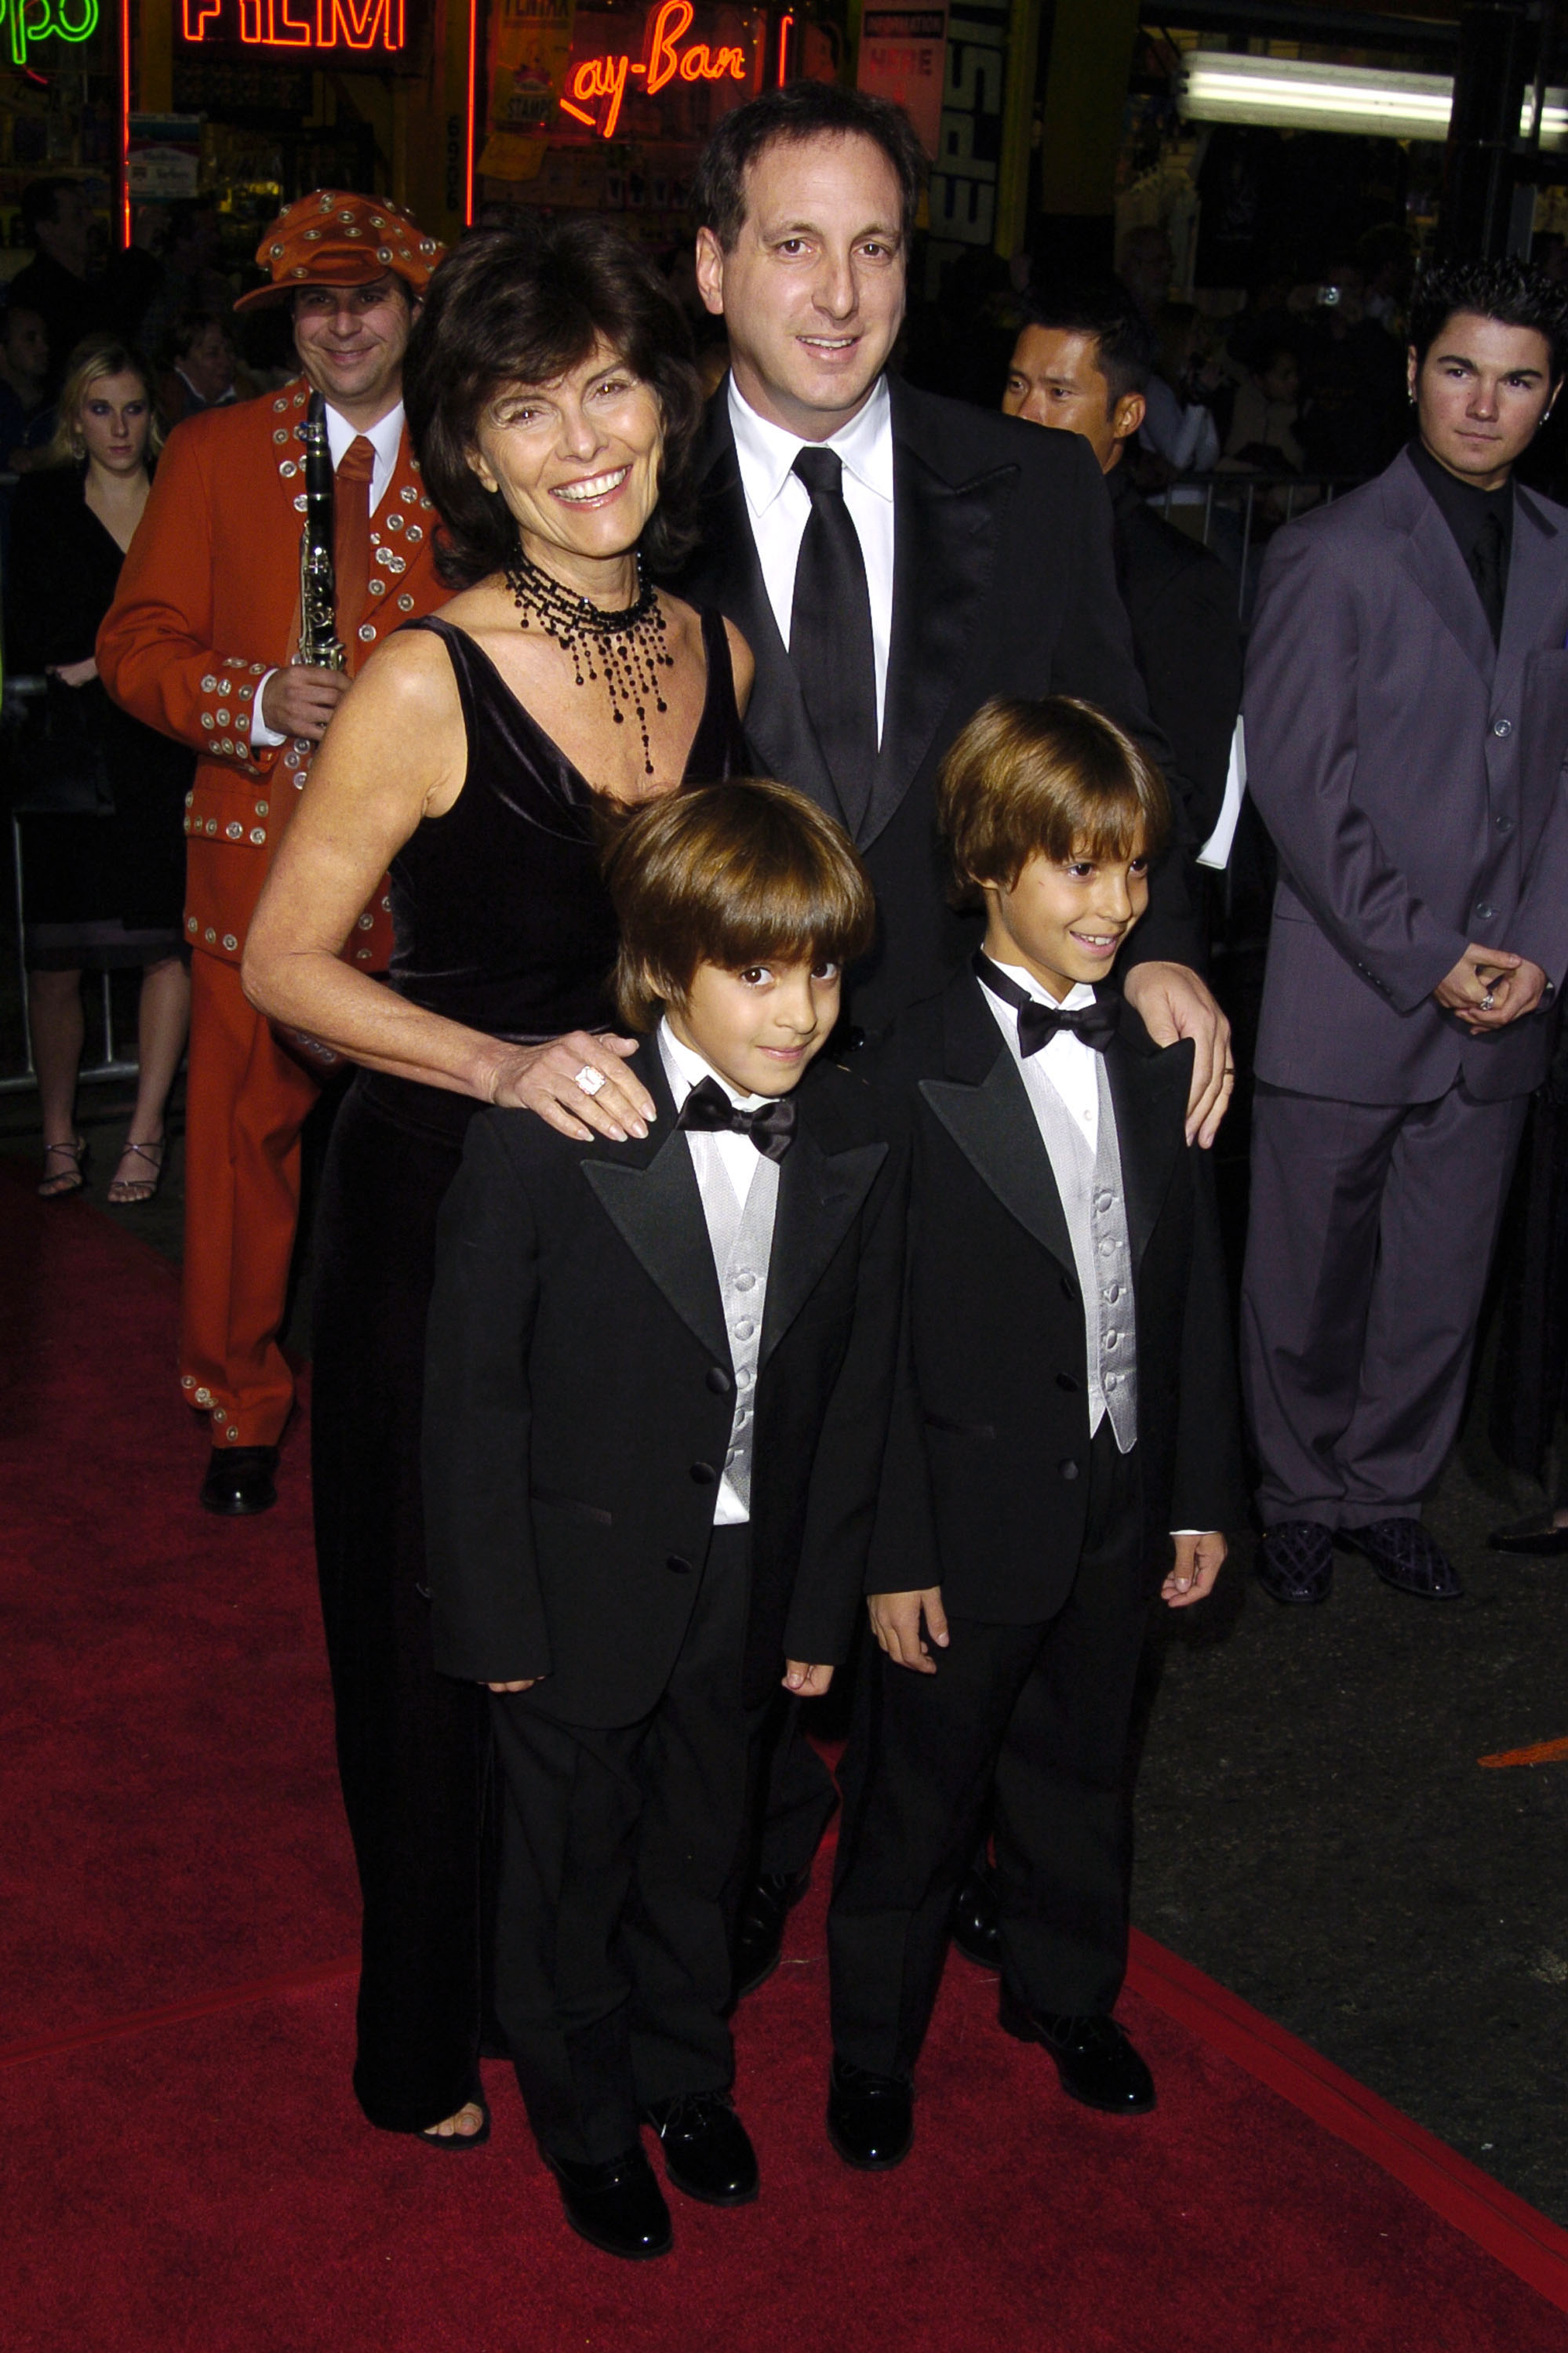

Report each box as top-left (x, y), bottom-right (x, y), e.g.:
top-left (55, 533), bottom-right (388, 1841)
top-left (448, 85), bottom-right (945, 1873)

top-left (1241, 1078), bottom-right (1527, 1528)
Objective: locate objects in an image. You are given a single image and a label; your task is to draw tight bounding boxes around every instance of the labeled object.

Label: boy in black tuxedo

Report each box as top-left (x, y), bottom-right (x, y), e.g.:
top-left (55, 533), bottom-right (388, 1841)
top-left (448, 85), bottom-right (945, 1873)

top-left (422, 781), bottom-right (907, 2261)
top-left (825, 699), bottom-right (1241, 2169)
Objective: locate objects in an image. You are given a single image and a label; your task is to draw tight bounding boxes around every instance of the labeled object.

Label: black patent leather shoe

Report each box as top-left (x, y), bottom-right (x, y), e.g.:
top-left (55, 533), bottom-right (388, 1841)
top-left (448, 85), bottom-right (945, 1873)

top-left (1255, 1520), bottom-right (1333, 1604)
top-left (642, 2092), bottom-right (758, 2206)
top-left (999, 1986), bottom-right (1155, 2115)
top-left (826, 2057), bottom-right (914, 2170)
top-left (542, 2142), bottom-right (672, 2260)
top-left (951, 1870), bottom-right (1002, 1971)
top-left (1488, 1512), bottom-right (1568, 1558)
top-left (1341, 1518), bottom-right (1462, 1598)
top-left (732, 1867), bottom-right (809, 1998)
top-left (200, 1445), bottom-right (278, 1517)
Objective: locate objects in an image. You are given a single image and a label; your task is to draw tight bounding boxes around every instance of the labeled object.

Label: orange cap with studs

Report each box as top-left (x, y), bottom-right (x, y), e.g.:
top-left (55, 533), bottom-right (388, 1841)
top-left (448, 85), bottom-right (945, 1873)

top-left (233, 188), bottom-right (444, 313)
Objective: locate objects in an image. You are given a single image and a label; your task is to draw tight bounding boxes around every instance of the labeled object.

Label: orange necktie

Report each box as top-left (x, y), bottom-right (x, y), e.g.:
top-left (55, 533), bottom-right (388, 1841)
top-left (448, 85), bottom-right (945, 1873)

top-left (333, 434), bottom-right (376, 662)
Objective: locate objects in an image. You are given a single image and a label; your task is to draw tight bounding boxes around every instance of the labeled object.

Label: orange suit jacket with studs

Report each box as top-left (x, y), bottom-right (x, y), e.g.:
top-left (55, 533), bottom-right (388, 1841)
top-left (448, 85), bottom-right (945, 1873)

top-left (96, 376), bottom-right (447, 974)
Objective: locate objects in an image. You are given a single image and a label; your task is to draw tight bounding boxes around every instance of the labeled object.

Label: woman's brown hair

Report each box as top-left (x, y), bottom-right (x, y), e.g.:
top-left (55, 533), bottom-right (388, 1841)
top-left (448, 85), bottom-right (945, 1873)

top-left (404, 217), bottom-right (704, 589)
top-left (936, 695), bottom-right (1171, 905)
top-left (604, 779), bottom-right (875, 1030)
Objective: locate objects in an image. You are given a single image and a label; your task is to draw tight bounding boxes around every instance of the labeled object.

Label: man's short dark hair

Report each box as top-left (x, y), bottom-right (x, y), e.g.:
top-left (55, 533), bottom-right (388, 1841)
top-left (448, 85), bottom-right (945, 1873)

top-left (1018, 278), bottom-right (1156, 410)
top-left (1410, 256), bottom-right (1568, 383)
top-left (405, 216), bottom-right (704, 589)
top-left (691, 82), bottom-right (927, 250)
top-left (21, 177), bottom-right (79, 245)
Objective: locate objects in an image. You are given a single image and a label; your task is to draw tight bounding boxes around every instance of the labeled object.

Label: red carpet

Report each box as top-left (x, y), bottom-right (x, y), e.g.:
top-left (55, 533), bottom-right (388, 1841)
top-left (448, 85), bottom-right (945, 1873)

top-left (4, 1158), bottom-right (1568, 2351)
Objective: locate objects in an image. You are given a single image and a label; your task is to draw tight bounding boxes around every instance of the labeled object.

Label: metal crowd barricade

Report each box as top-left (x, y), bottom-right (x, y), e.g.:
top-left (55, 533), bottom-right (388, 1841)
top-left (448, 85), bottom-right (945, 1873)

top-left (1147, 471), bottom-right (1363, 620)
top-left (2, 672), bottom-right (140, 1093)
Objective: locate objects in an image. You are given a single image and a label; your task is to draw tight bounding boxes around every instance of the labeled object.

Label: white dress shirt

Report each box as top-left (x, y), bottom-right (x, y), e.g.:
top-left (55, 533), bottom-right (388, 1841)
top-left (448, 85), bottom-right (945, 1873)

top-left (659, 1020), bottom-right (775, 1525)
top-left (249, 398), bottom-right (407, 750)
top-left (726, 374), bottom-right (896, 744)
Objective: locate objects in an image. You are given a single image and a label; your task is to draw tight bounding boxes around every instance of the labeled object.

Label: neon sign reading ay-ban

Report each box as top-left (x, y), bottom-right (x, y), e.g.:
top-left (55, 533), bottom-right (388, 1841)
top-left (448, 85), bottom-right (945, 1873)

top-left (562, 0), bottom-right (749, 140)
top-left (180, 0), bottom-right (404, 50)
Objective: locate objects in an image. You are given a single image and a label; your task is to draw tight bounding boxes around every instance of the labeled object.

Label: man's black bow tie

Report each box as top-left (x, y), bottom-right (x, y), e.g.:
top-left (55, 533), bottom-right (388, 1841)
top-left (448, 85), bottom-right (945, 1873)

top-left (974, 953), bottom-right (1119, 1055)
top-left (678, 1074), bottom-right (797, 1160)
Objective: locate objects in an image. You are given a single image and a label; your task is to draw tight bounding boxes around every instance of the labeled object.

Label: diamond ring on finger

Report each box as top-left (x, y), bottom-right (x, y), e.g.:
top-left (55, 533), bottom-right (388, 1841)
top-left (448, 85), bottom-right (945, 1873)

top-left (573, 1064), bottom-right (607, 1098)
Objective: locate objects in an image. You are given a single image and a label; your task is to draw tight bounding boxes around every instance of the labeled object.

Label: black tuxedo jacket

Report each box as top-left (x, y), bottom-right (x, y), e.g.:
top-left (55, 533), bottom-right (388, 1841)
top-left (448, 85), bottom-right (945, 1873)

top-left (673, 378), bottom-right (1202, 1031)
top-left (422, 1046), bottom-right (908, 1726)
top-left (868, 971), bottom-right (1242, 1621)
top-left (1109, 467), bottom-right (1242, 848)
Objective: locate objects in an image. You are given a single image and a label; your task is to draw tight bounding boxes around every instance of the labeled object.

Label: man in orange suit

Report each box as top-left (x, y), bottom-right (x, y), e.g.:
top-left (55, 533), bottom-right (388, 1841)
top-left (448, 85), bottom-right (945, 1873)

top-left (99, 191), bottom-right (448, 1515)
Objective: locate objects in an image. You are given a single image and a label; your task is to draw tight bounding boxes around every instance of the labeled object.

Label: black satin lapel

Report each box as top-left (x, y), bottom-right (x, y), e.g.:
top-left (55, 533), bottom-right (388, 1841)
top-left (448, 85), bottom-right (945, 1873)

top-left (1497, 488), bottom-right (1568, 686)
top-left (759, 1126), bottom-right (888, 1369)
top-left (694, 435), bottom-right (848, 826)
top-left (1398, 496), bottom-right (1496, 684)
top-left (921, 1056), bottom-right (1075, 1275)
top-left (584, 1136), bottom-right (729, 1365)
top-left (1104, 1038), bottom-right (1191, 1268)
top-left (862, 438), bottom-right (1001, 849)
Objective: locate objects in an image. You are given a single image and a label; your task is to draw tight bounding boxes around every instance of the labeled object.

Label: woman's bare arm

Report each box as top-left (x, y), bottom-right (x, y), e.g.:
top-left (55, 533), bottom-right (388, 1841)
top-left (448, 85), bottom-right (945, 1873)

top-left (242, 630), bottom-right (654, 1140)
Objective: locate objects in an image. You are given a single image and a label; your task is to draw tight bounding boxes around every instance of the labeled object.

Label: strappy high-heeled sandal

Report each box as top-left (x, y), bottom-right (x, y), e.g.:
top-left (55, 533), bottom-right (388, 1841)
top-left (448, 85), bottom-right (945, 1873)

top-left (107, 1138), bottom-right (166, 1207)
top-left (38, 1138), bottom-right (87, 1199)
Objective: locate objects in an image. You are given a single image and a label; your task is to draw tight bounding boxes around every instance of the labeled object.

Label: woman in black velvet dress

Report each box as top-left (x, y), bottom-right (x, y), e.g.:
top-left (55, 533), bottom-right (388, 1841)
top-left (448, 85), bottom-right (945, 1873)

top-left (244, 223), bottom-right (751, 2144)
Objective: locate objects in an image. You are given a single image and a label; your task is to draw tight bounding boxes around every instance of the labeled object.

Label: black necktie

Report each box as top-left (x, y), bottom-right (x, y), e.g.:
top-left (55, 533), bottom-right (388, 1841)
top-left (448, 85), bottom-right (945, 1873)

top-left (678, 1074), bottom-right (797, 1161)
top-left (789, 446), bottom-right (878, 836)
top-left (974, 953), bottom-right (1120, 1055)
top-left (1469, 508), bottom-right (1507, 647)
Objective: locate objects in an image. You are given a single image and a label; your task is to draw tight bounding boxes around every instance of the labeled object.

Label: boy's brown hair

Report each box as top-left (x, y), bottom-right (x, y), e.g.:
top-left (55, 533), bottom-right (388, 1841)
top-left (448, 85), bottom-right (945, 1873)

top-left (936, 695), bottom-right (1171, 906)
top-left (604, 779), bottom-right (875, 1031)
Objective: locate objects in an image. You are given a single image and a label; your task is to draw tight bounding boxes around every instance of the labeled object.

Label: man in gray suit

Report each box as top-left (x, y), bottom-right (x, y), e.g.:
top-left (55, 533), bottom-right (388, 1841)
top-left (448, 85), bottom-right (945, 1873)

top-left (1242, 257), bottom-right (1568, 1603)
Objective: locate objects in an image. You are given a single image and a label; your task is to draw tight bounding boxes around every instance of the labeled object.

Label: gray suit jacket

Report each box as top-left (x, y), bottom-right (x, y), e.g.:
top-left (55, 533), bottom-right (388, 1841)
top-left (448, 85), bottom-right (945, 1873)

top-left (1245, 445), bottom-right (1568, 1104)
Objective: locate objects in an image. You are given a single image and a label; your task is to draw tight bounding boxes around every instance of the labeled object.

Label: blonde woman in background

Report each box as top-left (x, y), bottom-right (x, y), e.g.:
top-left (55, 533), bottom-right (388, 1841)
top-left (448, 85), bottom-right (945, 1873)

top-left (9, 337), bottom-right (193, 1202)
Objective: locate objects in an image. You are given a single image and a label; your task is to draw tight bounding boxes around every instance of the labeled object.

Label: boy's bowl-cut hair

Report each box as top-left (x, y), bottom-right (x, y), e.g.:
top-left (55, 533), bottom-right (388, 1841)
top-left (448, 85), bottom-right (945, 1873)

top-left (605, 779), bottom-right (875, 1031)
top-left (937, 696), bottom-right (1171, 907)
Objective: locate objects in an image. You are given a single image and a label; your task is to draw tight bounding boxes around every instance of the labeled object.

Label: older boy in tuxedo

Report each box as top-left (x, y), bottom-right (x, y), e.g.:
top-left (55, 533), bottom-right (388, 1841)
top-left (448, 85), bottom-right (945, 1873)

top-left (825, 700), bottom-right (1241, 2168)
top-left (423, 782), bottom-right (908, 2260)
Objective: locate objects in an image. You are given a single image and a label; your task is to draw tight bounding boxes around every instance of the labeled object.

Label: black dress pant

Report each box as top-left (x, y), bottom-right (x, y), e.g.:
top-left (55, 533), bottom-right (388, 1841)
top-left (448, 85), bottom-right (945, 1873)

top-left (828, 1424), bottom-right (1148, 2078)
top-left (490, 1525), bottom-right (760, 2167)
top-left (312, 1075), bottom-right (496, 2133)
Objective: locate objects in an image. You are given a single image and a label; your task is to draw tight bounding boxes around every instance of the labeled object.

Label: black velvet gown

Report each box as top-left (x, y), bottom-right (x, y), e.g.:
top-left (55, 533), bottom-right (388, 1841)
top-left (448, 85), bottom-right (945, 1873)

top-left (311, 609), bottom-right (748, 2133)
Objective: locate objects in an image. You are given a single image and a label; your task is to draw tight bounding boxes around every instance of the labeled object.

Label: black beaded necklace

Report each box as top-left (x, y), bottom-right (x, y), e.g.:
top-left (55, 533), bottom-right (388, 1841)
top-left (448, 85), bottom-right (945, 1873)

top-left (504, 542), bottom-right (674, 777)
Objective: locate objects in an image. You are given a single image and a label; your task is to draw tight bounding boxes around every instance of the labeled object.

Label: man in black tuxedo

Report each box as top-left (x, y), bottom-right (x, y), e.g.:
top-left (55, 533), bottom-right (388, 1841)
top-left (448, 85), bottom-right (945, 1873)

top-left (674, 82), bottom-right (1234, 1980)
top-left (1002, 281), bottom-right (1243, 872)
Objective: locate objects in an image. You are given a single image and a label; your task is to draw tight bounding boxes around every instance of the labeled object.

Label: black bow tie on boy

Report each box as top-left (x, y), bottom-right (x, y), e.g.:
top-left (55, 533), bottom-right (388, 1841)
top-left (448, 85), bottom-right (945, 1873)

top-left (678, 1075), bottom-right (797, 1160)
top-left (973, 952), bottom-right (1120, 1055)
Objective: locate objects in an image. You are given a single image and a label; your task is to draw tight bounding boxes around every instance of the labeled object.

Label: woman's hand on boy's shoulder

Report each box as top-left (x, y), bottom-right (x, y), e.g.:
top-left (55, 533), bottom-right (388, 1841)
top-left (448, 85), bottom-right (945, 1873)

top-left (1162, 1531), bottom-right (1227, 1608)
top-left (1119, 962), bottom-right (1235, 1147)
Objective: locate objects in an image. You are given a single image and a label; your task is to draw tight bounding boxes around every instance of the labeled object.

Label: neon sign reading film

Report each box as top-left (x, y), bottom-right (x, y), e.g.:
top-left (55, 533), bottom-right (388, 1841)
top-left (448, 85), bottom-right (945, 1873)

top-left (562, 0), bottom-right (750, 140)
top-left (180, 0), bottom-right (403, 50)
top-left (2, 0), bottom-right (99, 68)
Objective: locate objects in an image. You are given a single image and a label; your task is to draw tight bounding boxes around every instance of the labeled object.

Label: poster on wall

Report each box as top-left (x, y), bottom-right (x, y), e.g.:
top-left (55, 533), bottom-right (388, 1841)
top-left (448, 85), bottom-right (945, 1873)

top-left (856, 5), bottom-right (948, 159)
top-left (127, 115), bottom-right (204, 201)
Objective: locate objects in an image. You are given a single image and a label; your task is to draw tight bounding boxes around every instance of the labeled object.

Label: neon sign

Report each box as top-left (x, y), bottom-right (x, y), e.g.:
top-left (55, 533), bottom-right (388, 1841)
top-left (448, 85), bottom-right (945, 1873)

top-left (178, 0), bottom-right (404, 49)
top-left (2, 0), bottom-right (98, 67)
top-left (561, 0), bottom-right (749, 140)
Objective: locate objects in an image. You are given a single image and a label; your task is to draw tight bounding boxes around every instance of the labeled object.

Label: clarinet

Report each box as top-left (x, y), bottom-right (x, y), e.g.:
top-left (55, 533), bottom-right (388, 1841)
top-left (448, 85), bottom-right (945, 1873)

top-left (294, 391), bottom-right (346, 675)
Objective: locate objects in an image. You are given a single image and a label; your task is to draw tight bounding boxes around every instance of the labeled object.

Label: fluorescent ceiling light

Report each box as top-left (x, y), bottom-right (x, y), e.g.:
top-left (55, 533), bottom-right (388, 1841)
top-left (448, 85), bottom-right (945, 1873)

top-left (1178, 54), bottom-right (1452, 139)
top-left (1177, 50), bottom-right (1568, 149)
